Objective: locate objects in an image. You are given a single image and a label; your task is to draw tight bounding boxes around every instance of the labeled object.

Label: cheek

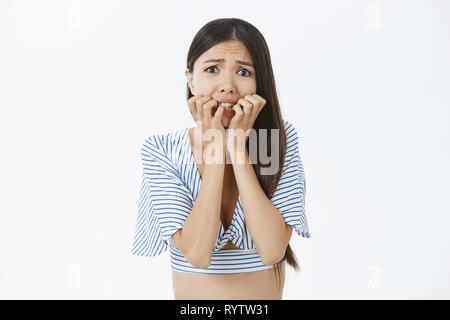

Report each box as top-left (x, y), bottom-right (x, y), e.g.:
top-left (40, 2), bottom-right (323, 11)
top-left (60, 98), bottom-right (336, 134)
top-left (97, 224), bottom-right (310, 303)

top-left (242, 80), bottom-right (257, 93)
top-left (193, 78), bottom-right (213, 92)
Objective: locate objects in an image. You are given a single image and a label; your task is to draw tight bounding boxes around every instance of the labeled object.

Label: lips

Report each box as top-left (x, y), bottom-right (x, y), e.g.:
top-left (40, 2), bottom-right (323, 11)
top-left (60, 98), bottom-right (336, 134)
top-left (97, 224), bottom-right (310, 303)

top-left (216, 99), bottom-right (238, 104)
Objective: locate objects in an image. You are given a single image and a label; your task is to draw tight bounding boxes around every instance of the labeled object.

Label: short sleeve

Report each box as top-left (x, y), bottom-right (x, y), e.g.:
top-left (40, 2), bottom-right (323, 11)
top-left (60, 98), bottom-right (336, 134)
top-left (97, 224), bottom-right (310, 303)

top-left (270, 120), bottom-right (311, 238)
top-left (131, 135), bottom-right (194, 257)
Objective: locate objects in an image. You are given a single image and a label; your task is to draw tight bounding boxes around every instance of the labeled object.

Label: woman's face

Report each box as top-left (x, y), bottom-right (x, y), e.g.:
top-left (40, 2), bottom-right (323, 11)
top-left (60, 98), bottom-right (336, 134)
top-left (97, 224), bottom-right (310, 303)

top-left (185, 39), bottom-right (257, 128)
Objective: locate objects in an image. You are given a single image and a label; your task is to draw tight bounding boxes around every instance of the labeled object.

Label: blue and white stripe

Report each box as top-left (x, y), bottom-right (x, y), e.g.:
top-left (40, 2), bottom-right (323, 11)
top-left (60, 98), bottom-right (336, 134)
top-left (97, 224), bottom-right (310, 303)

top-left (131, 119), bottom-right (311, 274)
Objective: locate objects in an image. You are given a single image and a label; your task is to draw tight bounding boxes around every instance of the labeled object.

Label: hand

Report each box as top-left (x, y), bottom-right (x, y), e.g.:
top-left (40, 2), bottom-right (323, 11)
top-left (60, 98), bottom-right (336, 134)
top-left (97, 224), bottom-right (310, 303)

top-left (187, 95), bottom-right (226, 164)
top-left (226, 94), bottom-right (267, 153)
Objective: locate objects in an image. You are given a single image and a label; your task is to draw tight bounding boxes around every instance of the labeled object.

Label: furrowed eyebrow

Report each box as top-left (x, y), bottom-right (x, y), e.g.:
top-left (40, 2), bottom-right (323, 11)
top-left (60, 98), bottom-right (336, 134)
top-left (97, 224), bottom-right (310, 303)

top-left (202, 58), bottom-right (254, 68)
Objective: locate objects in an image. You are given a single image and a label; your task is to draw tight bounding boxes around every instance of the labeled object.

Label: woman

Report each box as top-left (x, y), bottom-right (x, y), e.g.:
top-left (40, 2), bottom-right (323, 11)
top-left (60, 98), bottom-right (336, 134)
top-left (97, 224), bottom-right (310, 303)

top-left (131, 18), bottom-right (311, 300)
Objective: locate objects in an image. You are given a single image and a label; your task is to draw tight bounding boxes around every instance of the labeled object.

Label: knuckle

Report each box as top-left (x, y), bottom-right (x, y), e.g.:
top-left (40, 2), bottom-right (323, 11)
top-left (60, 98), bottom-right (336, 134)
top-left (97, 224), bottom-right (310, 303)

top-left (196, 96), bottom-right (210, 105)
top-left (189, 95), bottom-right (201, 102)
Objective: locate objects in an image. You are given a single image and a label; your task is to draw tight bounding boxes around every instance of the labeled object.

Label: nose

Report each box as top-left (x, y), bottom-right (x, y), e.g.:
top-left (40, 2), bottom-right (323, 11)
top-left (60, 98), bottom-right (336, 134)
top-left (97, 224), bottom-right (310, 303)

top-left (219, 72), bottom-right (236, 93)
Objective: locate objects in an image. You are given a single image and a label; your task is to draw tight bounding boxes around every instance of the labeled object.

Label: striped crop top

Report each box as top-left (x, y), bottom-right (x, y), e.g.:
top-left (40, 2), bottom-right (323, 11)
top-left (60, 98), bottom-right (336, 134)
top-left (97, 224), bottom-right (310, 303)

top-left (131, 119), bottom-right (311, 274)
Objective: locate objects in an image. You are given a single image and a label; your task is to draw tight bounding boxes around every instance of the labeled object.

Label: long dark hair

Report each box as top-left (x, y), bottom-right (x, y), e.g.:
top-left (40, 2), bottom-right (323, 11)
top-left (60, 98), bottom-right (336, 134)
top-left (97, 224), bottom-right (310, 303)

top-left (185, 18), bottom-right (301, 285)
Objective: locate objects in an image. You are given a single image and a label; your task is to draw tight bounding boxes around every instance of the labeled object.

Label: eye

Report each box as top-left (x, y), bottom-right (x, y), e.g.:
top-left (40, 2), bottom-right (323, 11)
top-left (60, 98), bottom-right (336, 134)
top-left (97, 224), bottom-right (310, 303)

top-left (204, 65), bottom-right (252, 77)
top-left (204, 66), bottom-right (218, 73)
top-left (238, 68), bottom-right (252, 76)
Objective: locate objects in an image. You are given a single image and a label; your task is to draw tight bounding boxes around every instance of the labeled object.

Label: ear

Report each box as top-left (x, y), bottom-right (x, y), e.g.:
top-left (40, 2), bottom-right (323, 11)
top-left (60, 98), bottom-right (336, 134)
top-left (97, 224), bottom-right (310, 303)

top-left (185, 68), bottom-right (195, 94)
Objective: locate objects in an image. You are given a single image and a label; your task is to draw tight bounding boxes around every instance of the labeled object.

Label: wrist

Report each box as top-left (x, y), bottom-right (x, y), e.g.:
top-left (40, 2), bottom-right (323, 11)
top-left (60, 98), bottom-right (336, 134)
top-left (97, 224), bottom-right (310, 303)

top-left (202, 142), bottom-right (227, 165)
top-left (227, 144), bottom-right (248, 165)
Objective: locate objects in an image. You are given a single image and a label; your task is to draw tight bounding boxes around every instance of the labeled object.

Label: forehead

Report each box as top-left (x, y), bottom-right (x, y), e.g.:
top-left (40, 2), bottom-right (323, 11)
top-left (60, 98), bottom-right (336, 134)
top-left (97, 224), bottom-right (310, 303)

top-left (198, 40), bottom-right (253, 62)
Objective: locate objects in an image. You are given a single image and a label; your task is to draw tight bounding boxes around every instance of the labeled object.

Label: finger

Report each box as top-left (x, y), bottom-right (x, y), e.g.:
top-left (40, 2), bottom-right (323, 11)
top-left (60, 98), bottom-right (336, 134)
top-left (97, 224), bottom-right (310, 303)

top-left (188, 95), bottom-right (203, 119)
top-left (196, 96), bottom-right (211, 115)
top-left (237, 98), bottom-right (253, 115)
top-left (244, 94), bottom-right (260, 104)
top-left (203, 99), bottom-right (218, 118)
top-left (232, 104), bottom-right (244, 117)
top-left (244, 94), bottom-right (264, 118)
top-left (253, 94), bottom-right (266, 106)
top-left (243, 103), bottom-right (253, 115)
top-left (213, 105), bottom-right (224, 121)
top-left (188, 94), bottom-right (203, 104)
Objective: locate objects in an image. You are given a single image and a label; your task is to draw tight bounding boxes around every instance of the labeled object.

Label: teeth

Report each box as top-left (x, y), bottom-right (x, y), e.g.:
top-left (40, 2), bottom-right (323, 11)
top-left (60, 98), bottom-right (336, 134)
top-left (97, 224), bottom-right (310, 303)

top-left (218, 102), bottom-right (234, 108)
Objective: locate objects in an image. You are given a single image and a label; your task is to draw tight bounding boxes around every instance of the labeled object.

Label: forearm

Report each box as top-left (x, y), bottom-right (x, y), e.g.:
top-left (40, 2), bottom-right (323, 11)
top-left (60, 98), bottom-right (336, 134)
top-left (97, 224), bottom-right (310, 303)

top-left (178, 162), bottom-right (225, 268)
top-left (230, 148), bottom-right (288, 265)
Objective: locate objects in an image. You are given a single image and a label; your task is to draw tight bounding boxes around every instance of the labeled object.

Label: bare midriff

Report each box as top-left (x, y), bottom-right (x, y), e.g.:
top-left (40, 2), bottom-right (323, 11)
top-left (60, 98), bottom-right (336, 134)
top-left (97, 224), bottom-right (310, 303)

top-left (171, 255), bottom-right (285, 300)
top-left (171, 200), bottom-right (286, 300)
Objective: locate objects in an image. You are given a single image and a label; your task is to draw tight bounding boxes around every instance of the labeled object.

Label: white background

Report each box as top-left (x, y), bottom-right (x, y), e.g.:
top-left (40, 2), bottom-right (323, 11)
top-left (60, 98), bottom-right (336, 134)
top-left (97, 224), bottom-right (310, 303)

top-left (0, 0), bottom-right (449, 299)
